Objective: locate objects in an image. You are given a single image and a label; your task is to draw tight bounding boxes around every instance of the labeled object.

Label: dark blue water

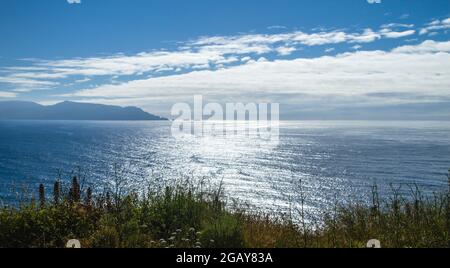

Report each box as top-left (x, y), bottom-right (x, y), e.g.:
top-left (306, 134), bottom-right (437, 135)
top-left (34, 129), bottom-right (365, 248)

top-left (0, 120), bottom-right (449, 213)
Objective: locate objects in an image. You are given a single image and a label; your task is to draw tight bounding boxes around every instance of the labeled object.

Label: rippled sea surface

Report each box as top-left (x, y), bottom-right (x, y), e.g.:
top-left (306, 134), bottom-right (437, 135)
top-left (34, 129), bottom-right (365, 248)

top-left (1, 120), bottom-right (449, 213)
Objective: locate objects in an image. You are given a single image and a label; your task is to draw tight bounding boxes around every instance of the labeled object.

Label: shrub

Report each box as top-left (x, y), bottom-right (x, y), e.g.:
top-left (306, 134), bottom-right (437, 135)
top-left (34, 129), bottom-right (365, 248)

top-left (0, 172), bottom-right (448, 248)
top-left (200, 213), bottom-right (245, 248)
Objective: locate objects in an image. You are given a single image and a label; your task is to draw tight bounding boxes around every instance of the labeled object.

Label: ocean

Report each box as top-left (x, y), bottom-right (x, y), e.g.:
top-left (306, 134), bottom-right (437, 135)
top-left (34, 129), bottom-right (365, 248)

top-left (0, 120), bottom-right (449, 213)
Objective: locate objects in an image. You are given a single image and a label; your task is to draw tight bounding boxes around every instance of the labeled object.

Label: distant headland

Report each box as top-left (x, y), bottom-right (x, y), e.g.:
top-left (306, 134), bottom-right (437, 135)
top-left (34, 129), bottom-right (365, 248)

top-left (0, 101), bottom-right (167, 121)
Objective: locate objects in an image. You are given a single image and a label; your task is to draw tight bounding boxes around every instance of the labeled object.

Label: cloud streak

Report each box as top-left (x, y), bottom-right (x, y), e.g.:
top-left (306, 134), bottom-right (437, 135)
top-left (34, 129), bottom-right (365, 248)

top-left (63, 41), bottom-right (450, 109)
top-left (1, 18), bottom-right (449, 117)
top-left (0, 91), bottom-right (17, 98)
top-left (419, 18), bottom-right (450, 35)
top-left (0, 23), bottom-right (424, 91)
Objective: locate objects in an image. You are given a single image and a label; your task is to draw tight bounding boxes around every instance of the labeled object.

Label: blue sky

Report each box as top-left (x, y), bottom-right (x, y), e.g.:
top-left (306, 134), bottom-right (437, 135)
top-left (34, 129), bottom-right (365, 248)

top-left (0, 0), bottom-right (449, 119)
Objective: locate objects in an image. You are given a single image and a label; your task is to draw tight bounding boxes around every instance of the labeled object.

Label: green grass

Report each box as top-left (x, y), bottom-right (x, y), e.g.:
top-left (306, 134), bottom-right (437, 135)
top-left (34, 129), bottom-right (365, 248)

top-left (0, 172), bottom-right (449, 248)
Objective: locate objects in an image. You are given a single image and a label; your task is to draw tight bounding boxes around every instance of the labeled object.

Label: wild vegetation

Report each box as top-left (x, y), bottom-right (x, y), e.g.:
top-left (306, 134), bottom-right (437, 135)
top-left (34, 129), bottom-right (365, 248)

top-left (0, 171), bottom-right (449, 248)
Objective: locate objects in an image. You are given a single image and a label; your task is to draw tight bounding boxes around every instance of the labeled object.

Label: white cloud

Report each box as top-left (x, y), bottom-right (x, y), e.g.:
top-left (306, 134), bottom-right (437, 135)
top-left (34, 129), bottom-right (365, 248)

top-left (392, 40), bottom-right (450, 53)
top-left (8, 72), bottom-right (67, 79)
top-left (62, 41), bottom-right (450, 110)
top-left (0, 91), bottom-right (17, 98)
top-left (74, 78), bottom-right (91, 83)
top-left (191, 28), bottom-right (384, 50)
top-left (399, 14), bottom-right (410, 20)
top-left (1, 24), bottom-right (418, 91)
top-left (275, 46), bottom-right (297, 56)
top-left (419, 17), bottom-right (450, 35)
top-left (267, 25), bottom-right (287, 30)
top-left (0, 76), bottom-right (59, 91)
top-left (381, 23), bottom-right (414, 29)
top-left (40, 50), bottom-right (225, 76)
top-left (380, 29), bottom-right (415, 38)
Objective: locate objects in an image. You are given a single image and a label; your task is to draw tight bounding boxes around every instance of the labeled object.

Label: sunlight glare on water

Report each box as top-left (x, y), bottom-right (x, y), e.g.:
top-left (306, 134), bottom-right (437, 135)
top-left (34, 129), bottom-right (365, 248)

top-left (0, 120), bottom-right (449, 215)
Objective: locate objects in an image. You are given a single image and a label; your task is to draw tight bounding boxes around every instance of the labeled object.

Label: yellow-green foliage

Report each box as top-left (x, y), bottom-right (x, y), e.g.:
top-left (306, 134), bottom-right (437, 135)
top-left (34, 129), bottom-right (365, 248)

top-left (0, 175), bottom-right (449, 248)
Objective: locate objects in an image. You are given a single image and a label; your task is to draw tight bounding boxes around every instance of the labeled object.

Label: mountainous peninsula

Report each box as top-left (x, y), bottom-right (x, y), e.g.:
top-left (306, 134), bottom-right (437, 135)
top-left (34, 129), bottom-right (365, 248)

top-left (0, 101), bottom-right (167, 121)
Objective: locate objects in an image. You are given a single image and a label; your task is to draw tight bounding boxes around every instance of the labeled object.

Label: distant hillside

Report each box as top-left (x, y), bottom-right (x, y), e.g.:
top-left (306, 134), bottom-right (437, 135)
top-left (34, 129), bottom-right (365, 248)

top-left (0, 101), bottom-right (167, 121)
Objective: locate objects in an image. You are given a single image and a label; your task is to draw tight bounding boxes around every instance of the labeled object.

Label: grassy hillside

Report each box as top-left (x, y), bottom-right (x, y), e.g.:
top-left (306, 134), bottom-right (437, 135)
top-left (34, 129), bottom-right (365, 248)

top-left (0, 173), bottom-right (449, 248)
